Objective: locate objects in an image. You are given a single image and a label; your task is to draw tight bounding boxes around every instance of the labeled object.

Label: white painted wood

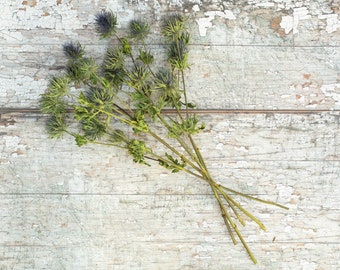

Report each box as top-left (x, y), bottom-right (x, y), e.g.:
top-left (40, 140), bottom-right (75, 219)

top-left (1, 113), bottom-right (339, 269)
top-left (1, 0), bottom-right (339, 269)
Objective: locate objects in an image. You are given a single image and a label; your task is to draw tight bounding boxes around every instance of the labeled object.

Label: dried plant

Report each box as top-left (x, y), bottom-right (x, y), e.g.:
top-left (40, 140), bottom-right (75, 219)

top-left (40, 10), bottom-right (288, 264)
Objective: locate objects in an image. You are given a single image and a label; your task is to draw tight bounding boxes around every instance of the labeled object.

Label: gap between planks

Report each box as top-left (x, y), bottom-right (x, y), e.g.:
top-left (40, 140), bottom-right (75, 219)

top-left (1, 108), bottom-right (340, 117)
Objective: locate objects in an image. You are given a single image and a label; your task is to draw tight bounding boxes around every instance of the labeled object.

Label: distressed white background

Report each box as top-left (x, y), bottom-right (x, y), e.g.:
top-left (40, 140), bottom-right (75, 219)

top-left (0, 0), bottom-right (339, 269)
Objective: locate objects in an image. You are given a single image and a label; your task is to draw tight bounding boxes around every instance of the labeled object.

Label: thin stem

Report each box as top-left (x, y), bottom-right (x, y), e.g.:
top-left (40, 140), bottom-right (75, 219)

top-left (211, 186), bottom-right (237, 245)
top-left (142, 41), bottom-right (156, 77)
top-left (232, 220), bottom-right (258, 264)
top-left (177, 71), bottom-right (210, 174)
top-left (91, 140), bottom-right (127, 149)
top-left (157, 113), bottom-right (205, 168)
top-left (180, 70), bottom-right (189, 118)
top-left (218, 184), bottom-right (289, 210)
top-left (210, 182), bottom-right (257, 264)
top-left (217, 185), bottom-right (266, 231)
top-left (145, 152), bottom-right (202, 179)
top-left (225, 196), bottom-right (246, 227)
top-left (147, 130), bottom-right (203, 175)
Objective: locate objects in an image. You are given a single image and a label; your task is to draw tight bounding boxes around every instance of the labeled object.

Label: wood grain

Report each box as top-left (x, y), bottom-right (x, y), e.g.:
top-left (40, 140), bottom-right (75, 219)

top-left (1, 0), bottom-right (339, 269)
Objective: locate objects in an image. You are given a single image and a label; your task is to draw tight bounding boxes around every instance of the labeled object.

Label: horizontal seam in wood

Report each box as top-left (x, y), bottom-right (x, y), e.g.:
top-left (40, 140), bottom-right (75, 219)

top-left (1, 108), bottom-right (340, 116)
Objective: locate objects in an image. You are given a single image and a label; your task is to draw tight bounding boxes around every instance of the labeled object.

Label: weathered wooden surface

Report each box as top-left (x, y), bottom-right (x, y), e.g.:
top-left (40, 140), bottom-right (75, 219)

top-left (1, 0), bottom-right (339, 269)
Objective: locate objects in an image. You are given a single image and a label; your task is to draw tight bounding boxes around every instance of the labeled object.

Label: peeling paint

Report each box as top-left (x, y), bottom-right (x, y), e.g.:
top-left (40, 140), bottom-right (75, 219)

top-left (192, 4), bottom-right (200, 12)
top-left (280, 7), bottom-right (311, 34)
top-left (320, 83), bottom-right (340, 109)
top-left (2, 135), bottom-right (27, 157)
top-left (22, 0), bottom-right (37, 7)
top-left (196, 10), bottom-right (236, 37)
top-left (318, 14), bottom-right (340, 33)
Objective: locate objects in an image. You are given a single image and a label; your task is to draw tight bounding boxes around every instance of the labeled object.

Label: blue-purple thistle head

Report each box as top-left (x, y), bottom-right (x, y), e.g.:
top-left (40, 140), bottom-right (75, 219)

top-left (94, 10), bottom-right (117, 38)
top-left (62, 41), bottom-right (84, 59)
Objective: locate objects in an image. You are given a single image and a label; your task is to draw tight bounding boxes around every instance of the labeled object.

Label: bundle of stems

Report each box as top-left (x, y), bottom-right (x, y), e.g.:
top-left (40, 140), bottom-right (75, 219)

top-left (40, 11), bottom-right (288, 264)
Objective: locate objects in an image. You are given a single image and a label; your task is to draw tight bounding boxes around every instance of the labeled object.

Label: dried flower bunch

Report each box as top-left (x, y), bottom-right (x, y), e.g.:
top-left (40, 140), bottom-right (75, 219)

top-left (40, 10), bottom-right (288, 263)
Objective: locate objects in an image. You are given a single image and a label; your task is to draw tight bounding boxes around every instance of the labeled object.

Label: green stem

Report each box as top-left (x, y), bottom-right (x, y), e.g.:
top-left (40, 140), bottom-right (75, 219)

top-left (180, 69), bottom-right (189, 118)
top-left (145, 153), bottom-right (201, 179)
top-left (91, 140), bottom-right (127, 149)
top-left (157, 114), bottom-right (204, 168)
top-left (178, 70), bottom-right (210, 174)
top-left (142, 41), bottom-right (156, 77)
top-left (210, 182), bottom-right (257, 264)
top-left (218, 184), bottom-right (289, 210)
top-left (217, 184), bottom-right (266, 231)
top-left (147, 130), bottom-right (203, 175)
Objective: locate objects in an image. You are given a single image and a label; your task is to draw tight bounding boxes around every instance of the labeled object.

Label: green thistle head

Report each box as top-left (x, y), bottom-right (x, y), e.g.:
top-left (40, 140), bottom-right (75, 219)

top-left (94, 10), bottom-right (118, 38)
top-left (129, 19), bottom-right (150, 41)
top-left (46, 115), bottom-right (66, 138)
top-left (161, 14), bottom-right (187, 41)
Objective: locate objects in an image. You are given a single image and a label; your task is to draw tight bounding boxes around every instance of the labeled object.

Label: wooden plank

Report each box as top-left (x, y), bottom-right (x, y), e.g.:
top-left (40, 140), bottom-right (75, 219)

top-left (1, 113), bottom-right (339, 194)
top-left (0, 194), bottom-right (338, 269)
top-left (1, 1), bottom-right (338, 46)
top-left (1, 113), bottom-right (339, 268)
top-left (1, 1), bottom-right (339, 269)
top-left (1, 45), bottom-right (339, 109)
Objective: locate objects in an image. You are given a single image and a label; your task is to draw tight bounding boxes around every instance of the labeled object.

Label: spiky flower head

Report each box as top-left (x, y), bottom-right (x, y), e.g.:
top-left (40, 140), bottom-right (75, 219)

top-left (168, 39), bottom-right (189, 70)
top-left (47, 75), bottom-right (70, 97)
top-left (46, 115), bottom-right (66, 138)
top-left (81, 118), bottom-right (106, 141)
top-left (155, 69), bottom-right (175, 91)
top-left (137, 49), bottom-right (154, 65)
top-left (161, 14), bottom-right (187, 40)
top-left (94, 10), bottom-right (117, 38)
top-left (103, 47), bottom-right (125, 70)
top-left (63, 42), bottom-right (84, 59)
top-left (155, 69), bottom-right (180, 106)
top-left (129, 19), bottom-right (150, 41)
top-left (66, 58), bottom-right (99, 84)
top-left (127, 64), bottom-right (151, 90)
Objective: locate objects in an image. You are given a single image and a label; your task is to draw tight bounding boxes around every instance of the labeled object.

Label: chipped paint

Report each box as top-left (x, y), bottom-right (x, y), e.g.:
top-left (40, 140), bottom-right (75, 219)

top-left (22, 0), bottom-right (37, 7)
top-left (318, 14), bottom-right (340, 33)
top-left (280, 15), bottom-right (294, 34)
top-left (2, 135), bottom-right (26, 157)
top-left (280, 7), bottom-right (311, 34)
top-left (196, 10), bottom-right (236, 37)
top-left (0, 1), bottom-right (339, 268)
top-left (192, 4), bottom-right (200, 12)
top-left (320, 83), bottom-right (340, 109)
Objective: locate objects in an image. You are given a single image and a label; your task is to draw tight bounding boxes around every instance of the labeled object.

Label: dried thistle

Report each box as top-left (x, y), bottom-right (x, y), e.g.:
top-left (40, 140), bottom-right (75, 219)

top-left (94, 10), bottom-right (118, 38)
top-left (40, 11), bottom-right (288, 264)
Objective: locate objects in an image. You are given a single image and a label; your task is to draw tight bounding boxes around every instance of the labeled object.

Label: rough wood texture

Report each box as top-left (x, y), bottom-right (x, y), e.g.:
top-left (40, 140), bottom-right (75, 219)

top-left (1, 0), bottom-right (339, 269)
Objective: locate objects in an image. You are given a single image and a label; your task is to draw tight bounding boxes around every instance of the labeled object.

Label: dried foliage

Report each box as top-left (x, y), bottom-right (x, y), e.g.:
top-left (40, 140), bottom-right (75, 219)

top-left (40, 11), bottom-right (288, 264)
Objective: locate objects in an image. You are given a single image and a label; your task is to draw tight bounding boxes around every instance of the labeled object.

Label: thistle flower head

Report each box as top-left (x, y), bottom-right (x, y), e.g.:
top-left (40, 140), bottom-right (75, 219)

top-left (63, 42), bottom-right (84, 59)
top-left (46, 115), bottom-right (66, 138)
top-left (47, 76), bottom-right (70, 97)
top-left (168, 39), bottom-right (189, 70)
top-left (155, 69), bottom-right (180, 106)
top-left (129, 19), bottom-right (150, 41)
top-left (85, 87), bottom-right (114, 109)
top-left (161, 14), bottom-right (187, 40)
top-left (103, 47), bottom-right (125, 70)
top-left (94, 10), bottom-right (117, 38)
top-left (66, 58), bottom-right (98, 83)
top-left (127, 64), bottom-right (151, 90)
top-left (81, 118), bottom-right (106, 141)
top-left (137, 49), bottom-right (154, 65)
top-left (155, 69), bottom-right (175, 91)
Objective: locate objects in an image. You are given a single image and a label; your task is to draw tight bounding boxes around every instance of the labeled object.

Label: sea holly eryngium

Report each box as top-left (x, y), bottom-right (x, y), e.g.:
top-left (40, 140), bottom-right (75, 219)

top-left (40, 10), bottom-right (288, 264)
